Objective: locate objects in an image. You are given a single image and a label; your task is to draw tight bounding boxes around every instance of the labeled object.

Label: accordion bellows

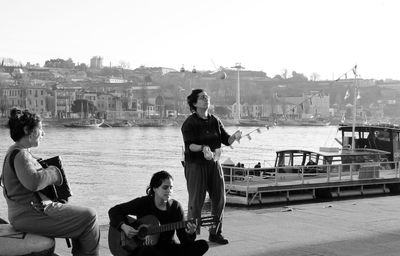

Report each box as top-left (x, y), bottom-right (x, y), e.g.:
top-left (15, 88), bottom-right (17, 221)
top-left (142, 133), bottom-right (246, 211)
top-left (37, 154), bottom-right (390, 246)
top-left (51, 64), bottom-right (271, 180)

top-left (37, 156), bottom-right (72, 203)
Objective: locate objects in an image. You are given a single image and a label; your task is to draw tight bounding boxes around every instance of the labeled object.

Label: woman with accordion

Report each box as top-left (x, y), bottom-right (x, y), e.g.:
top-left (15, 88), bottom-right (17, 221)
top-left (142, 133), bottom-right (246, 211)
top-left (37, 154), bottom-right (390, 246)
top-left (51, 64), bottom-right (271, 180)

top-left (1, 108), bottom-right (100, 256)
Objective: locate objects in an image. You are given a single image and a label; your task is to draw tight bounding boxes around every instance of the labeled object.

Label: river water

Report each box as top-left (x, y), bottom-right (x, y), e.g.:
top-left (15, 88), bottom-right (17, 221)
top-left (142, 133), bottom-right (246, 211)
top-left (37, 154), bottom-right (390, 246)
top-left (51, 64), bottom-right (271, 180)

top-left (0, 125), bottom-right (339, 225)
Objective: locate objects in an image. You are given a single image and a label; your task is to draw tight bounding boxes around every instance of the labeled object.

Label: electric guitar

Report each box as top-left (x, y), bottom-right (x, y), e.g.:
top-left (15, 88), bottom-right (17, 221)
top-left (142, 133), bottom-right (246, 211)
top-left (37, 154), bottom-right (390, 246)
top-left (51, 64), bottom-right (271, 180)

top-left (108, 215), bottom-right (217, 256)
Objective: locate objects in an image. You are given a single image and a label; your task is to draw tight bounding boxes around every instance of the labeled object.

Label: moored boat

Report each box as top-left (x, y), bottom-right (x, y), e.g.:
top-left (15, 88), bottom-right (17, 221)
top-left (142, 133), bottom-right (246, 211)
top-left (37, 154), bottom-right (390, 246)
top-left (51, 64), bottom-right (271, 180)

top-left (238, 119), bottom-right (268, 127)
top-left (136, 119), bottom-right (177, 127)
top-left (64, 119), bottom-right (104, 128)
top-left (277, 118), bottom-right (330, 126)
top-left (110, 120), bottom-right (134, 127)
top-left (223, 123), bottom-right (400, 205)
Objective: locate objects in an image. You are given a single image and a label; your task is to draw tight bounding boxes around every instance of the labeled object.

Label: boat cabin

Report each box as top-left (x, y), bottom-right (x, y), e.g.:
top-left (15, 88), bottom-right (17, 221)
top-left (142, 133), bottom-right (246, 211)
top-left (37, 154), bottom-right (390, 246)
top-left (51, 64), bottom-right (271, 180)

top-left (338, 124), bottom-right (400, 163)
top-left (274, 148), bottom-right (390, 174)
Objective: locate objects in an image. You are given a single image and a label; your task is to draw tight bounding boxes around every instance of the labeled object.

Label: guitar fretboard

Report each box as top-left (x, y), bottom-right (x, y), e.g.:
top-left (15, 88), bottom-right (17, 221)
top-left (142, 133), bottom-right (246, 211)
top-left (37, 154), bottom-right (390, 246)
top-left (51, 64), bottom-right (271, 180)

top-left (147, 220), bottom-right (193, 234)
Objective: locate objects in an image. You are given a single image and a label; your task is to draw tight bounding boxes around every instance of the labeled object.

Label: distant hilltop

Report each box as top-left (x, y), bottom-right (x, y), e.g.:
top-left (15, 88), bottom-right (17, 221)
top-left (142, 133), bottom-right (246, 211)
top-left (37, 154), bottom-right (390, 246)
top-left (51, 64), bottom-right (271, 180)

top-left (1, 56), bottom-right (400, 125)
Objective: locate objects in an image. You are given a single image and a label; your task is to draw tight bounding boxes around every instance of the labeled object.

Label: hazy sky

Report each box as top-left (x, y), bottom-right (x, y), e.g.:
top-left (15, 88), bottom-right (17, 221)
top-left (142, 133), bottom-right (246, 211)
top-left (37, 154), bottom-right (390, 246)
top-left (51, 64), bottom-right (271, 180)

top-left (1, 0), bottom-right (399, 80)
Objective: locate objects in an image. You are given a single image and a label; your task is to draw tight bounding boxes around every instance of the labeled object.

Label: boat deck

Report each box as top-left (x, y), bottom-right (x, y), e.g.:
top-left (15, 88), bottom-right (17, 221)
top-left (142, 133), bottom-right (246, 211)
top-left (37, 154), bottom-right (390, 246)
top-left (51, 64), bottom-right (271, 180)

top-left (223, 162), bottom-right (400, 205)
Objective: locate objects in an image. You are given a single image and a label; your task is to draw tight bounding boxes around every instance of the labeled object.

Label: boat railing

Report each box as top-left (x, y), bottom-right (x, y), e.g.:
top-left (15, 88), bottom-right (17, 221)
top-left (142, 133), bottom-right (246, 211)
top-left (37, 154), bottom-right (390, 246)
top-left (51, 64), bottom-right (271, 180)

top-left (222, 160), bottom-right (400, 192)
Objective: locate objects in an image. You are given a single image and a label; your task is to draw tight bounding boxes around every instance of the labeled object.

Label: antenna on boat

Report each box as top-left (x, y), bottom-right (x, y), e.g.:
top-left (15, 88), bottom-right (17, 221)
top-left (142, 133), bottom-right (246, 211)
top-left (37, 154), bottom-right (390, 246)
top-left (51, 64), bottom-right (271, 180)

top-left (351, 64), bottom-right (358, 150)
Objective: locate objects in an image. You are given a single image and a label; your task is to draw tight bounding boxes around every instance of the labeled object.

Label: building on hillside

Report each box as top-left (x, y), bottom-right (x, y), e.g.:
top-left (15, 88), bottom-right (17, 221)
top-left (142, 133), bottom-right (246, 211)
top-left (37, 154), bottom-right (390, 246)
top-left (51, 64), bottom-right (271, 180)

top-left (77, 91), bottom-right (98, 105)
top-left (97, 93), bottom-right (125, 120)
top-left (274, 94), bottom-right (303, 119)
top-left (97, 93), bottom-right (121, 113)
top-left (27, 68), bottom-right (54, 80)
top-left (130, 84), bottom-right (162, 118)
top-left (301, 91), bottom-right (330, 118)
top-left (25, 87), bottom-right (49, 116)
top-left (105, 77), bottom-right (128, 83)
top-left (0, 87), bottom-right (26, 109)
top-left (0, 71), bottom-right (13, 84)
top-left (134, 66), bottom-right (176, 76)
top-left (90, 56), bottom-right (103, 69)
top-left (260, 104), bottom-right (274, 118)
top-left (54, 88), bottom-right (77, 118)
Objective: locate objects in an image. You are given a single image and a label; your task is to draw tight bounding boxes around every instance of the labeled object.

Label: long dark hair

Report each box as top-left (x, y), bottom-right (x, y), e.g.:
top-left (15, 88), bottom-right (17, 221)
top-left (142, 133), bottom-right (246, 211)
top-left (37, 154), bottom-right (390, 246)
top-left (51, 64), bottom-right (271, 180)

top-left (146, 170), bottom-right (173, 197)
top-left (186, 89), bottom-right (204, 113)
top-left (7, 108), bottom-right (42, 142)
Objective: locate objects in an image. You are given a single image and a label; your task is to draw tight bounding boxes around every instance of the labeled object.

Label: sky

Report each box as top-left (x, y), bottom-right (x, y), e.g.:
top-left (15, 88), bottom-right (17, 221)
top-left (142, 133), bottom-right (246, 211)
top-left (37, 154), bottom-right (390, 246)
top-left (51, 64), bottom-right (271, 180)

top-left (1, 0), bottom-right (399, 80)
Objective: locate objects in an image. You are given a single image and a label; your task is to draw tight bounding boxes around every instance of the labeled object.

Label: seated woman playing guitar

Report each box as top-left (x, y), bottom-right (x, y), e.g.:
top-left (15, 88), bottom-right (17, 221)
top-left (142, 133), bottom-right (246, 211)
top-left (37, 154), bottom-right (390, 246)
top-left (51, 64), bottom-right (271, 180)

top-left (108, 170), bottom-right (209, 256)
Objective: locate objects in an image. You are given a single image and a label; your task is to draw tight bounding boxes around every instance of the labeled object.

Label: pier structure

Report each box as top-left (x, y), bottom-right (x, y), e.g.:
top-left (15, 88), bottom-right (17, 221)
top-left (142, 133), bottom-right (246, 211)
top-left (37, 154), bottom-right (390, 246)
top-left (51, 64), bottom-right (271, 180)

top-left (223, 160), bottom-right (400, 206)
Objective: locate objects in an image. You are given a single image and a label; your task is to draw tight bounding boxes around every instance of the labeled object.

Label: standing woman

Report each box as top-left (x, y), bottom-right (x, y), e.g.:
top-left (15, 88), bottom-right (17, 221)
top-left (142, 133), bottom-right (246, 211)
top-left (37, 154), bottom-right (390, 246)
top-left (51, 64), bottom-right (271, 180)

top-left (181, 89), bottom-right (241, 245)
top-left (1, 108), bottom-right (100, 255)
top-left (108, 170), bottom-right (208, 256)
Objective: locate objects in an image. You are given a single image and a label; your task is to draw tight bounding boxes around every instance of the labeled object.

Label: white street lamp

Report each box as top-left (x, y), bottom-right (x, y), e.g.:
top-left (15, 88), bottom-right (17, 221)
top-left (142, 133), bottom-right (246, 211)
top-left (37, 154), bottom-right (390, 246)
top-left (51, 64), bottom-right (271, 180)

top-left (231, 63), bottom-right (245, 120)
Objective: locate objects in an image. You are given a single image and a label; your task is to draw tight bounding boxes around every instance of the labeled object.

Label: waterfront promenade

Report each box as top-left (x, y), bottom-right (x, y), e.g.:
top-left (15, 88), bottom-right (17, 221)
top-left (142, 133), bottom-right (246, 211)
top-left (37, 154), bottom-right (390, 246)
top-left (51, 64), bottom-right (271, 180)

top-left (55, 195), bottom-right (400, 256)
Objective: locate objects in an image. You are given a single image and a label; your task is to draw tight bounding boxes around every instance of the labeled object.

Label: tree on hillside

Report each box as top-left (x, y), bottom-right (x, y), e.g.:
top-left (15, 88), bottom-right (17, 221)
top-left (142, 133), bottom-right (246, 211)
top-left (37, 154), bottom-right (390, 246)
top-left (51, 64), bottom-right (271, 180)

top-left (100, 67), bottom-right (122, 77)
top-left (75, 63), bottom-right (88, 71)
top-left (44, 58), bottom-right (75, 69)
top-left (290, 71), bottom-right (308, 82)
top-left (71, 99), bottom-right (96, 118)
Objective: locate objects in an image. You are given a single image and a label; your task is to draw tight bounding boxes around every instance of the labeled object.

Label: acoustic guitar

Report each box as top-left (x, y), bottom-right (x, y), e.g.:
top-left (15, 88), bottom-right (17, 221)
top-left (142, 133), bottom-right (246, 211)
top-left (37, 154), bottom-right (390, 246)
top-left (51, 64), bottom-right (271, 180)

top-left (108, 215), bottom-right (217, 256)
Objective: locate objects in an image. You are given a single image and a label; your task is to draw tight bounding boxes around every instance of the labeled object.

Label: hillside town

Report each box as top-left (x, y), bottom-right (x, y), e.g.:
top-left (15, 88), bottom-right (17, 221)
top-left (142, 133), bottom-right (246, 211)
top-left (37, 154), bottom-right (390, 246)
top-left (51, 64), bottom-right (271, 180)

top-left (1, 56), bottom-right (400, 126)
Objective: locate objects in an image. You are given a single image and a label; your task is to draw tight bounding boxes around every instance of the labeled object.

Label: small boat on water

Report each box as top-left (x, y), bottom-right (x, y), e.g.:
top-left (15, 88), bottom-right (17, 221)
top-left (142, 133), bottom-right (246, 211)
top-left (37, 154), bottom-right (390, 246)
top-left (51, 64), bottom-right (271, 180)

top-left (277, 118), bottom-right (330, 126)
top-left (223, 123), bottom-right (400, 205)
top-left (110, 120), bottom-right (134, 127)
top-left (238, 119), bottom-right (269, 127)
top-left (136, 119), bottom-right (177, 127)
top-left (64, 119), bottom-right (104, 128)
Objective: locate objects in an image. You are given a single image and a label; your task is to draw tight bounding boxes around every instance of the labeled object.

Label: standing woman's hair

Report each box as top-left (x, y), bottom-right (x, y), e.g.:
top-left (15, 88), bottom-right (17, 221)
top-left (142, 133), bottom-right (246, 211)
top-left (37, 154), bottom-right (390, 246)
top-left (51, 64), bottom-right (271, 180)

top-left (187, 89), bottom-right (204, 113)
top-left (7, 108), bottom-right (42, 142)
top-left (146, 170), bottom-right (173, 197)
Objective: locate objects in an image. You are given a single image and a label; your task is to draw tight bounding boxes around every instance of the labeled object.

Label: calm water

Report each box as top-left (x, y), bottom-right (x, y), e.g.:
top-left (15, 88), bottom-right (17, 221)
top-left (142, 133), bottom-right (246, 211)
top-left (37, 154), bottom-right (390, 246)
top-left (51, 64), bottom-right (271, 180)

top-left (0, 125), bottom-right (340, 225)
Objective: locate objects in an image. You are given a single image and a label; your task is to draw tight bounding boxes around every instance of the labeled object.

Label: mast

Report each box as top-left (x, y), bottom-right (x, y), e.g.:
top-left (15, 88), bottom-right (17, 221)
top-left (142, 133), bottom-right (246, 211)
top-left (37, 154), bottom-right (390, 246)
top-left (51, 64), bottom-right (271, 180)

top-left (351, 65), bottom-right (358, 150)
top-left (81, 101), bottom-right (83, 120)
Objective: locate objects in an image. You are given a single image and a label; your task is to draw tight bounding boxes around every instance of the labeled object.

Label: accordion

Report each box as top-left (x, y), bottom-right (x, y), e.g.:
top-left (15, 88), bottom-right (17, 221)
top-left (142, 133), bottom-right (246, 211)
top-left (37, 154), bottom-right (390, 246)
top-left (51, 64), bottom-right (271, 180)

top-left (37, 156), bottom-right (72, 203)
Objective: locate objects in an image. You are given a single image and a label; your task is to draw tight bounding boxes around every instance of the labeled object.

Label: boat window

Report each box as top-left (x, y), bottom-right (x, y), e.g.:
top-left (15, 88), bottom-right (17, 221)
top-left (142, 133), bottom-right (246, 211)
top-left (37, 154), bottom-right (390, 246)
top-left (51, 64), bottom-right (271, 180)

top-left (343, 131), bottom-right (361, 139)
top-left (376, 131), bottom-right (390, 142)
top-left (394, 132), bottom-right (400, 151)
top-left (292, 153), bottom-right (304, 166)
top-left (277, 152), bottom-right (292, 166)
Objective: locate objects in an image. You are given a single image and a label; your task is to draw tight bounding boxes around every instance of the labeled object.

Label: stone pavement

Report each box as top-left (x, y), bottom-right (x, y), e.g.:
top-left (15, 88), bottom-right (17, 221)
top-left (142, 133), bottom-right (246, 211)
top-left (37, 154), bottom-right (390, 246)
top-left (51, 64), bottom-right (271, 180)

top-left (55, 195), bottom-right (400, 256)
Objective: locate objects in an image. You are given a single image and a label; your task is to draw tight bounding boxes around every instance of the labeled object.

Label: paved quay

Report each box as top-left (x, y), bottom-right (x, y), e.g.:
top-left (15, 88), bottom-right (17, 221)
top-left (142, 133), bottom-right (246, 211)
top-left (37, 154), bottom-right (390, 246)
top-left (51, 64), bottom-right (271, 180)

top-left (55, 195), bottom-right (400, 256)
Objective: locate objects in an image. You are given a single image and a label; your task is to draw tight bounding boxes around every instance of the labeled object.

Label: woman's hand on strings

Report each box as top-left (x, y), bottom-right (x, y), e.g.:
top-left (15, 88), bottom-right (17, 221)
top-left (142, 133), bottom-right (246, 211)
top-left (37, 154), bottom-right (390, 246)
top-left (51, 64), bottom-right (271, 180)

top-left (121, 223), bottom-right (138, 239)
top-left (185, 222), bottom-right (197, 234)
top-left (144, 235), bottom-right (156, 246)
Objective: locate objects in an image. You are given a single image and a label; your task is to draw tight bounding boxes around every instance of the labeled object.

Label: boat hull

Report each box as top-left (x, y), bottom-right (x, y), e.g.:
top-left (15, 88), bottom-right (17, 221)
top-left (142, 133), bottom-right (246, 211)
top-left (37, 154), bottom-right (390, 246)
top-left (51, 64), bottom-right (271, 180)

top-left (64, 119), bottom-right (104, 128)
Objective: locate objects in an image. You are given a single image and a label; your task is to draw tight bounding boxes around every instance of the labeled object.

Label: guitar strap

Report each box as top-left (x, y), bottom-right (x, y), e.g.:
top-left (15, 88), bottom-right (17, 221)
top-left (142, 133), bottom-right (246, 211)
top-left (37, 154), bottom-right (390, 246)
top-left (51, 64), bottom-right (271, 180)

top-left (1, 149), bottom-right (40, 202)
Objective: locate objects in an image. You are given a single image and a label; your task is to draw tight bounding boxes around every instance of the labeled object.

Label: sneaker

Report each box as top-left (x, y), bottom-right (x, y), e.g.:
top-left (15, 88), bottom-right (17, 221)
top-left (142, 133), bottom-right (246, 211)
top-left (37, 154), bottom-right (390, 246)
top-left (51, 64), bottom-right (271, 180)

top-left (209, 233), bottom-right (229, 245)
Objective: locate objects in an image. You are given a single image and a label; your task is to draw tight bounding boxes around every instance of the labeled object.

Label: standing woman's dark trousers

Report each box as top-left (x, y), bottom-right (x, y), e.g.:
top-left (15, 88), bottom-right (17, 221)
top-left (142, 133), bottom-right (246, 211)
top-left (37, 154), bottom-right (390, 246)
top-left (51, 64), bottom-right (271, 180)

top-left (184, 160), bottom-right (226, 235)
